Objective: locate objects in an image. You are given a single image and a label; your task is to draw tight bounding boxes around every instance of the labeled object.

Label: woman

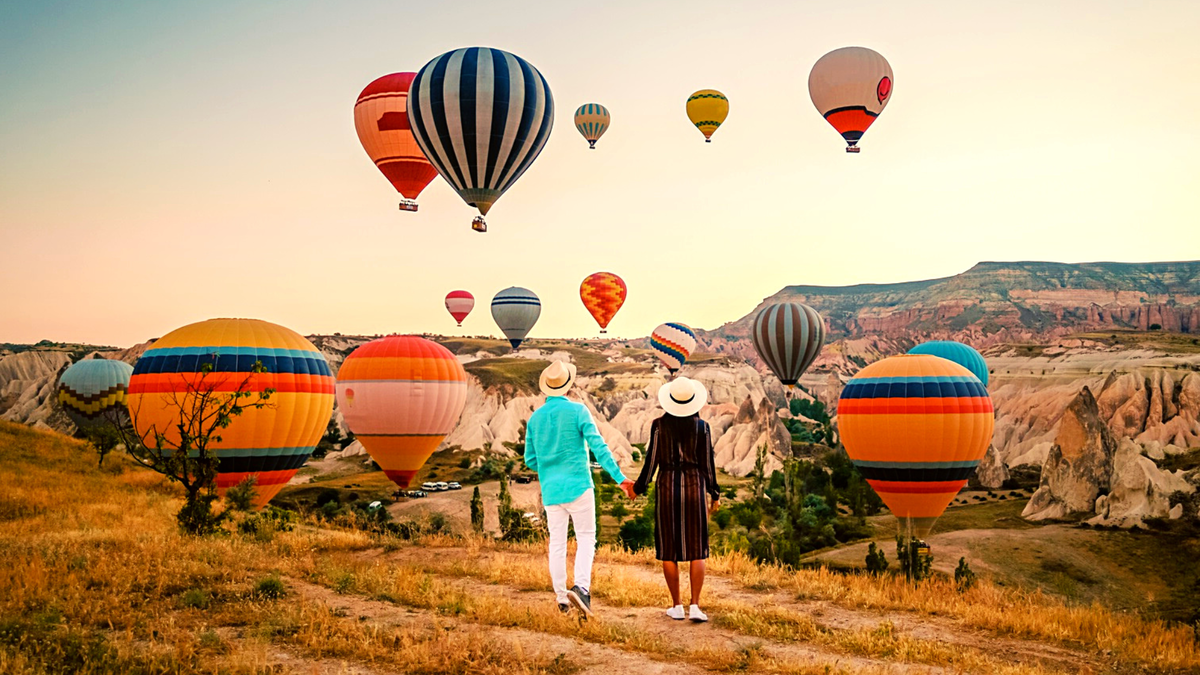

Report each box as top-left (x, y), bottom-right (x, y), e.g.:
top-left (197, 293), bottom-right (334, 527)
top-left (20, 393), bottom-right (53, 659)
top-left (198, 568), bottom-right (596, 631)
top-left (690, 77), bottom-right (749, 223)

top-left (633, 377), bottom-right (720, 622)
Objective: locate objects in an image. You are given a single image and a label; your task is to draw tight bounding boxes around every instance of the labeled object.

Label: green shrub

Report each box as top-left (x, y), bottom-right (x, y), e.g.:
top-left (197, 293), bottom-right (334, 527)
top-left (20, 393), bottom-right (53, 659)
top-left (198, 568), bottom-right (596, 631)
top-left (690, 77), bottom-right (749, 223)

top-left (254, 575), bottom-right (286, 599)
top-left (955, 557), bottom-right (977, 591)
top-left (865, 542), bottom-right (888, 575)
top-left (180, 588), bottom-right (209, 609)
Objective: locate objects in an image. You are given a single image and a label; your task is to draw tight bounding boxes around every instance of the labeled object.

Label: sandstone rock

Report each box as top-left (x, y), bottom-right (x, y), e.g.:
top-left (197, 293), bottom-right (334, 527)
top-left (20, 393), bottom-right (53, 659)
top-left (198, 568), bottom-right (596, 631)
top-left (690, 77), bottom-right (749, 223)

top-left (1023, 387), bottom-right (1116, 521)
top-left (1169, 503), bottom-right (1184, 520)
top-left (1087, 439), bottom-right (1195, 528)
top-left (973, 444), bottom-right (1010, 489)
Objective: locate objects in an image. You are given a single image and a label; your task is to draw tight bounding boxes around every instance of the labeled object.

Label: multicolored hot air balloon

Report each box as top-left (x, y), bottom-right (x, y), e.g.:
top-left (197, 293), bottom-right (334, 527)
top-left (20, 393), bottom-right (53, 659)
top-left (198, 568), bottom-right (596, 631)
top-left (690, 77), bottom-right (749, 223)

top-left (838, 354), bottom-right (994, 537)
top-left (354, 73), bottom-right (439, 211)
top-left (908, 341), bottom-right (989, 387)
top-left (580, 272), bottom-right (627, 333)
top-left (57, 358), bottom-right (134, 429)
top-left (808, 47), bottom-right (893, 153)
top-left (491, 287), bottom-right (541, 350)
top-left (686, 90), bottom-right (728, 142)
top-left (574, 103), bottom-right (610, 149)
top-left (751, 302), bottom-right (825, 388)
top-left (651, 323), bottom-right (696, 375)
top-left (445, 290), bottom-right (475, 327)
top-left (127, 318), bottom-right (335, 509)
top-left (408, 47), bottom-right (554, 233)
top-left (337, 336), bottom-right (468, 489)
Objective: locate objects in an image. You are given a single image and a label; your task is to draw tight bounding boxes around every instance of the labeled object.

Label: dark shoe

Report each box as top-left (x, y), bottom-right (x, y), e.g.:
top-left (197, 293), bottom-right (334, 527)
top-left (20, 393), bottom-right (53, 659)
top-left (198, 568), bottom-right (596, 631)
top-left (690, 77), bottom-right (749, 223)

top-left (567, 585), bottom-right (593, 620)
top-left (558, 603), bottom-right (571, 614)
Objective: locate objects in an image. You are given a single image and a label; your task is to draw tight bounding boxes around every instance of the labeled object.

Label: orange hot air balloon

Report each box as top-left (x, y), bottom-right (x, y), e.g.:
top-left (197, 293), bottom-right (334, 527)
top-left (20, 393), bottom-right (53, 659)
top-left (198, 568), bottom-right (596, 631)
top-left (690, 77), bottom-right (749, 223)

top-left (336, 335), bottom-right (468, 488)
top-left (354, 73), bottom-right (439, 212)
top-left (580, 272), bottom-right (627, 333)
top-left (837, 355), bottom-right (994, 538)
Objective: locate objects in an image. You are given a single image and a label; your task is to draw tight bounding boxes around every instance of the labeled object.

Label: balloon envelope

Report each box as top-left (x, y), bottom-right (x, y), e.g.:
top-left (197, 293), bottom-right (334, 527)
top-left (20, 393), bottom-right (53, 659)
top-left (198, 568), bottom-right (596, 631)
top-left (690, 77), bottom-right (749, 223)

top-left (445, 290), bottom-right (475, 326)
top-left (408, 47), bottom-right (554, 226)
top-left (337, 336), bottom-right (468, 488)
top-left (808, 47), bottom-right (893, 152)
top-left (58, 358), bottom-right (134, 429)
top-left (354, 73), bottom-right (439, 206)
top-left (751, 302), bottom-right (824, 387)
top-left (127, 318), bottom-right (335, 509)
top-left (580, 272), bottom-right (627, 332)
top-left (574, 103), bottom-right (610, 148)
top-left (686, 90), bottom-right (728, 142)
top-left (838, 354), bottom-right (993, 537)
top-left (651, 323), bottom-right (696, 374)
top-left (907, 341), bottom-right (988, 386)
top-left (491, 287), bottom-right (541, 350)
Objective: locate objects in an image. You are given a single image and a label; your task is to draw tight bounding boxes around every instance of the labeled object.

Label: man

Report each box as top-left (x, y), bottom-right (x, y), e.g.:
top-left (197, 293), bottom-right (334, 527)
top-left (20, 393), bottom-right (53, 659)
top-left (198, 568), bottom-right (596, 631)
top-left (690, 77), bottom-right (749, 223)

top-left (525, 360), bottom-right (634, 619)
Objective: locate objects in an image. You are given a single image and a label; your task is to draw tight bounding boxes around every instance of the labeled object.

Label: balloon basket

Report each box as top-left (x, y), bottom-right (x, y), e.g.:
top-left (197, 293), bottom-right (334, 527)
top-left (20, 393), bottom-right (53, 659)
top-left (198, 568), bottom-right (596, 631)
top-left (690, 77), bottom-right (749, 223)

top-left (471, 216), bottom-right (487, 233)
top-left (588, 141), bottom-right (596, 149)
top-left (398, 200), bottom-right (419, 212)
top-left (845, 146), bottom-right (861, 154)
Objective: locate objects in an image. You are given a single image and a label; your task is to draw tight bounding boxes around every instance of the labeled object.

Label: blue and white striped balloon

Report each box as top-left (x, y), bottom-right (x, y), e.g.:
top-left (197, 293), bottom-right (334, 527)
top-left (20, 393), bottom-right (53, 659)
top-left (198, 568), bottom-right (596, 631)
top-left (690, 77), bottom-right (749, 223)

top-left (408, 47), bottom-right (554, 230)
top-left (491, 287), bottom-right (542, 350)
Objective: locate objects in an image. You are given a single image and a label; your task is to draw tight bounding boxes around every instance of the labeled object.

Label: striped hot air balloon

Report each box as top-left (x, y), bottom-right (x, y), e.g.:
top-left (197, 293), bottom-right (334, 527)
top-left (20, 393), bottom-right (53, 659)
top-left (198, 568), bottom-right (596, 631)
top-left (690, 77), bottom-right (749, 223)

top-left (127, 319), bottom-right (335, 509)
top-left (809, 47), bottom-right (893, 153)
top-left (408, 47), bottom-right (554, 232)
top-left (445, 290), bottom-right (475, 326)
top-left (907, 341), bottom-right (989, 387)
top-left (491, 287), bottom-right (541, 350)
top-left (651, 322), bottom-right (696, 375)
top-left (685, 89), bottom-right (728, 142)
top-left (838, 354), bottom-right (994, 538)
top-left (580, 272), bottom-right (627, 333)
top-left (751, 302), bottom-right (825, 388)
top-left (354, 72), bottom-right (439, 211)
top-left (574, 103), bottom-right (610, 149)
top-left (57, 358), bottom-right (134, 429)
top-left (337, 336), bottom-right (468, 489)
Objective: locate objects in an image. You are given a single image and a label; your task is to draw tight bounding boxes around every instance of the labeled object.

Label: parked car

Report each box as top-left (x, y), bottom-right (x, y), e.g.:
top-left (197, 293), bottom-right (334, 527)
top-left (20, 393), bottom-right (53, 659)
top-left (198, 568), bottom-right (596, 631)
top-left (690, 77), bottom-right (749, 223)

top-left (589, 462), bottom-right (601, 470)
top-left (367, 500), bottom-right (383, 511)
top-left (447, 482), bottom-right (462, 490)
top-left (513, 474), bottom-right (533, 484)
top-left (407, 490), bottom-right (427, 498)
top-left (421, 482), bottom-right (438, 491)
top-left (521, 512), bottom-right (541, 525)
top-left (435, 482), bottom-right (449, 491)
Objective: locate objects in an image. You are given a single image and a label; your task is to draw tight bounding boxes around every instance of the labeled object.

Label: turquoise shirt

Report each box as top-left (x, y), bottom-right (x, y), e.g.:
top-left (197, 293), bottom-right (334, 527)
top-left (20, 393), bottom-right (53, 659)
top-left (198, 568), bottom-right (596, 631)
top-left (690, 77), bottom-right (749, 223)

top-left (525, 396), bottom-right (627, 506)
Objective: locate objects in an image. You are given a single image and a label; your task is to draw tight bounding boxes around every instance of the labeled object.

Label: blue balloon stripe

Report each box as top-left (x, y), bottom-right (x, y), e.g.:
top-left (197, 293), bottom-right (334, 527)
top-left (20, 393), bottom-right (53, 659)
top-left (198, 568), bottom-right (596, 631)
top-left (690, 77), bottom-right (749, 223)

top-left (841, 378), bottom-right (989, 399)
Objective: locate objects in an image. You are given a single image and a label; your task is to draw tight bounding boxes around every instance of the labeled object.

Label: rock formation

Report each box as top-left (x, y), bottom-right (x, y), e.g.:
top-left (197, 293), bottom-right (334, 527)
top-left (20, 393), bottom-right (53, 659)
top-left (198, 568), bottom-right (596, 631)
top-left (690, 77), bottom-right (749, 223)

top-left (1089, 439), bottom-right (1195, 528)
top-left (1023, 387), bottom-right (1116, 521)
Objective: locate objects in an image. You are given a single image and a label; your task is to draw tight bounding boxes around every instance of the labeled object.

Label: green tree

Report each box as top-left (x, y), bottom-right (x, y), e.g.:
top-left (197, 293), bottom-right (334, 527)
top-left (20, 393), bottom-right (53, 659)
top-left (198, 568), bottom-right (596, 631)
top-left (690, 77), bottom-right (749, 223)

top-left (896, 536), bottom-right (933, 582)
top-left (752, 443), bottom-right (768, 502)
top-left (470, 486), bottom-right (485, 534)
top-left (954, 557), bottom-right (977, 591)
top-left (865, 542), bottom-right (889, 575)
top-left (112, 359), bottom-right (274, 535)
top-left (80, 421), bottom-right (123, 467)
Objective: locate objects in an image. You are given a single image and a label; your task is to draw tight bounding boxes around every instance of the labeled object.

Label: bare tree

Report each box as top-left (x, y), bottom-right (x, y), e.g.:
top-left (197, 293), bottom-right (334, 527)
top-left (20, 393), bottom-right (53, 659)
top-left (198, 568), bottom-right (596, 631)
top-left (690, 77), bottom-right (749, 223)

top-left (112, 360), bottom-right (274, 534)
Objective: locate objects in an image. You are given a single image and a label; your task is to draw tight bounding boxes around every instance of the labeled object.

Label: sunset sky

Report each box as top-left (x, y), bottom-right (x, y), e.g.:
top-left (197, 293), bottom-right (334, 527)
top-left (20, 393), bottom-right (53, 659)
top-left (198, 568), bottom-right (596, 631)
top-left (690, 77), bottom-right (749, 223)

top-left (3, 0), bottom-right (1199, 347)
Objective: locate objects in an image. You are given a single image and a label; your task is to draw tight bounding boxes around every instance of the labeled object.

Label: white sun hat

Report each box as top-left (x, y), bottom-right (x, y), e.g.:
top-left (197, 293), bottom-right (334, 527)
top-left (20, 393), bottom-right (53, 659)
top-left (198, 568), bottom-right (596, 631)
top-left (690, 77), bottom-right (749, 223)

top-left (539, 361), bottom-right (578, 397)
top-left (657, 377), bottom-right (708, 417)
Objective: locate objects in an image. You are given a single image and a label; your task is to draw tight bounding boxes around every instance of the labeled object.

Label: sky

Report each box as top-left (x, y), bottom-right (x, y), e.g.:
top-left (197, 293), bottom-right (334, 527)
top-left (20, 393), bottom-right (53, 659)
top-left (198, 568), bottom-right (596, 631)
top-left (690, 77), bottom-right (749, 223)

top-left (2, 0), bottom-right (1199, 347)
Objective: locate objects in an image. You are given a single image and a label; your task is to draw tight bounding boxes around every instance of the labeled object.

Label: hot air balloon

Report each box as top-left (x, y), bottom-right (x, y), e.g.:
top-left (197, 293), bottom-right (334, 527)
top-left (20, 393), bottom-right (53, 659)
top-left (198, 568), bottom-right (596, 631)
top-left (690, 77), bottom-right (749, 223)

top-left (838, 354), bottom-right (994, 537)
top-left (574, 103), bottom-right (610, 149)
top-left (337, 336), bottom-right (468, 489)
top-left (580, 272), bottom-right (627, 333)
top-left (408, 47), bottom-right (554, 233)
top-left (751, 302), bottom-right (825, 388)
top-left (491, 287), bottom-right (541, 350)
top-left (354, 73), bottom-right (439, 212)
top-left (686, 90), bottom-right (728, 142)
top-left (127, 318), bottom-right (335, 509)
top-left (445, 290), bottom-right (475, 326)
top-left (908, 341), bottom-right (988, 387)
top-left (651, 323), bottom-right (696, 375)
top-left (57, 358), bottom-right (134, 429)
top-left (808, 47), bottom-right (893, 153)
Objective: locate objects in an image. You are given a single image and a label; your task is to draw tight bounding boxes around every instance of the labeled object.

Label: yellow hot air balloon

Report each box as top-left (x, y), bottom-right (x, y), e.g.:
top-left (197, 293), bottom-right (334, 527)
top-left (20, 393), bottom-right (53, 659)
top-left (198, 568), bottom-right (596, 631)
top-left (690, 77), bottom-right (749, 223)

top-left (686, 89), bottom-right (728, 142)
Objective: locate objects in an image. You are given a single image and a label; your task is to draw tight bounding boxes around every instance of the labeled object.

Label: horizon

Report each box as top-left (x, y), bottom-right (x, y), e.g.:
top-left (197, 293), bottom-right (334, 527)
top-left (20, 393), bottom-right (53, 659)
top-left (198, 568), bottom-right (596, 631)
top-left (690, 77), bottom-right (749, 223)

top-left (4, 1), bottom-right (1199, 346)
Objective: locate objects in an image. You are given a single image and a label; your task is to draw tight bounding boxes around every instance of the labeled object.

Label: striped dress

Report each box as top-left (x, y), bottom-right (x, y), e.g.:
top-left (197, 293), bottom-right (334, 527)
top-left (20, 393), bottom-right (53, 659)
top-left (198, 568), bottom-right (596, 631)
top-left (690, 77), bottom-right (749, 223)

top-left (633, 414), bottom-right (719, 562)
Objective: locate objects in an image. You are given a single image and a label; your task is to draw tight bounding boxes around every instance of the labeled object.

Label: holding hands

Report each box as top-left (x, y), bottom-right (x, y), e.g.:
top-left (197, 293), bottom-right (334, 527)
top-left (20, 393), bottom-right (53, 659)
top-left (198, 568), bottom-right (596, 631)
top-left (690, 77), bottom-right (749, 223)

top-left (619, 479), bottom-right (636, 500)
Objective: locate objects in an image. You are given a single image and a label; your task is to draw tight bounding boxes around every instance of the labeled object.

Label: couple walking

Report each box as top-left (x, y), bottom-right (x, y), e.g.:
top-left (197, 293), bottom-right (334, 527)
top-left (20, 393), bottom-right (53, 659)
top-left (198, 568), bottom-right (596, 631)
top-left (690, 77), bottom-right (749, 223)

top-left (524, 360), bottom-right (719, 621)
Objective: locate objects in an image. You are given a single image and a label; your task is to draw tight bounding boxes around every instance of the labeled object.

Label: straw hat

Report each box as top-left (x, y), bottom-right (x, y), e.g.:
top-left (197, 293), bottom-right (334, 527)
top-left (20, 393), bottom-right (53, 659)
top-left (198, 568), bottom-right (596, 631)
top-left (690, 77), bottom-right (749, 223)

top-left (657, 377), bottom-right (708, 417)
top-left (539, 361), bottom-right (577, 397)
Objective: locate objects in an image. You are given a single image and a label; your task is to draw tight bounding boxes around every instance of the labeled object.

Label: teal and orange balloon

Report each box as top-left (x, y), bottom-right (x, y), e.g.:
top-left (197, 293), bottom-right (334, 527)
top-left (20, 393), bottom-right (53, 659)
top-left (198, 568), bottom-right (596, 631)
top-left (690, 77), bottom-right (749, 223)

top-left (580, 272), bottom-right (627, 333)
top-left (127, 318), bottom-right (335, 509)
top-left (57, 358), bottom-right (134, 429)
top-left (837, 354), bottom-right (994, 537)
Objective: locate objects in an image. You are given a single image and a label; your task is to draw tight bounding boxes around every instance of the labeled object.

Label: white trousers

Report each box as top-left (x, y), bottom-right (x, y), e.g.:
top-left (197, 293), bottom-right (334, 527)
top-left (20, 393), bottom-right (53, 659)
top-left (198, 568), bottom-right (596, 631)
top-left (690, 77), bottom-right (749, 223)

top-left (545, 488), bottom-right (596, 604)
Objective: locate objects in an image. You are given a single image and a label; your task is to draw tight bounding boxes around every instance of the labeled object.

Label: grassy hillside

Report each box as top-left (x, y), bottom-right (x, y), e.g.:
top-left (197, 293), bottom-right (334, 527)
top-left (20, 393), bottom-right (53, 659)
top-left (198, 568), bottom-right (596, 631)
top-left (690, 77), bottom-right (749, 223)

top-left (2, 420), bottom-right (1199, 674)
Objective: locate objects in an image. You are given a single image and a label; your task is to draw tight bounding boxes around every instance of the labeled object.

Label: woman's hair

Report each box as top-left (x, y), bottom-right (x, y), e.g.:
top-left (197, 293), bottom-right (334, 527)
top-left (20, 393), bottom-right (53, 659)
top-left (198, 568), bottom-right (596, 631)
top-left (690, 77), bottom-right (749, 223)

top-left (655, 413), bottom-right (704, 464)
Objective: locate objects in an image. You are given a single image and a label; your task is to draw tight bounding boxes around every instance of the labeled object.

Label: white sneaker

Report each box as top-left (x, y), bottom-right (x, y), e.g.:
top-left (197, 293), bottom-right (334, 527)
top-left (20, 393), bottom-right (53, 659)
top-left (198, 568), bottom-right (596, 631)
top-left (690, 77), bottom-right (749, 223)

top-left (665, 604), bottom-right (686, 620)
top-left (688, 604), bottom-right (708, 622)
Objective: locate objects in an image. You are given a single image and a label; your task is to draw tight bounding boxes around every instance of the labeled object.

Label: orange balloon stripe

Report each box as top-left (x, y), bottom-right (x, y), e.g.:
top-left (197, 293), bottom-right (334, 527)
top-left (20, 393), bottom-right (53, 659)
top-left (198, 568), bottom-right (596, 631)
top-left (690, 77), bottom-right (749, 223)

top-left (823, 107), bottom-right (878, 136)
top-left (580, 273), bottom-right (627, 330)
top-left (838, 397), bottom-right (994, 414)
top-left (128, 372), bottom-right (334, 395)
top-left (868, 479), bottom-right (968, 494)
top-left (868, 491), bottom-right (957, 519)
top-left (338, 355), bottom-right (468, 382)
top-left (838, 411), bottom-right (993, 463)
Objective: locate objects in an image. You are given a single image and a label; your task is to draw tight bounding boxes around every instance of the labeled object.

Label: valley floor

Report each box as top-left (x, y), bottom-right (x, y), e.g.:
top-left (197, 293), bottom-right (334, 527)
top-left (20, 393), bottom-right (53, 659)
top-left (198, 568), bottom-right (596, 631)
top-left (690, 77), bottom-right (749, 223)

top-left (3, 421), bottom-right (1199, 675)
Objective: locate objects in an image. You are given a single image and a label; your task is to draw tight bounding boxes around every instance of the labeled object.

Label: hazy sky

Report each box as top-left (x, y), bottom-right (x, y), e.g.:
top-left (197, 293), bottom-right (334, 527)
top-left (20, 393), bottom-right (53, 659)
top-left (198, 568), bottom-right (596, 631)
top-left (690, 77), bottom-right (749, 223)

top-left (3, 0), bottom-right (1198, 347)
